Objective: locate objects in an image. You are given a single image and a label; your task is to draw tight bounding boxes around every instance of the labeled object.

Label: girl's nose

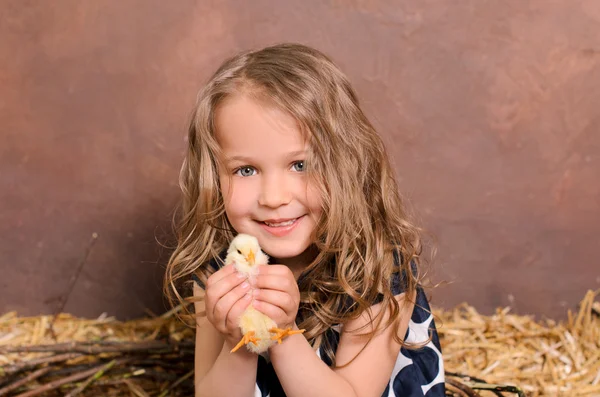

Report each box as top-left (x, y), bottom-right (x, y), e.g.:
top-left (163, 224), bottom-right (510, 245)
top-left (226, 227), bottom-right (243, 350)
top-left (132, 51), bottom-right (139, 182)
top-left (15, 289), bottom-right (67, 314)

top-left (258, 173), bottom-right (292, 208)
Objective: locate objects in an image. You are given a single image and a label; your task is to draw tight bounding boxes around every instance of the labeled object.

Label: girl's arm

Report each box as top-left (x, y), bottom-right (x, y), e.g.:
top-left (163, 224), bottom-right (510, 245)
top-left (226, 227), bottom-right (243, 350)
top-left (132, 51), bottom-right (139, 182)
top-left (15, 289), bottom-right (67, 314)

top-left (193, 269), bottom-right (258, 397)
top-left (271, 293), bottom-right (413, 397)
top-left (254, 265), bottom-right (415, 397)
top-left (330, 291), bottom-right (415, 396)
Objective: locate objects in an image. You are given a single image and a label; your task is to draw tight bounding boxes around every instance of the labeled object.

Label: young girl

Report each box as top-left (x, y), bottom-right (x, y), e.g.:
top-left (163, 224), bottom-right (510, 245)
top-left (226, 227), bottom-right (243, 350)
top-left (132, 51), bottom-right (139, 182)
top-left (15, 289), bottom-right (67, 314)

top-left (165, 43), bottom-right (445, 397)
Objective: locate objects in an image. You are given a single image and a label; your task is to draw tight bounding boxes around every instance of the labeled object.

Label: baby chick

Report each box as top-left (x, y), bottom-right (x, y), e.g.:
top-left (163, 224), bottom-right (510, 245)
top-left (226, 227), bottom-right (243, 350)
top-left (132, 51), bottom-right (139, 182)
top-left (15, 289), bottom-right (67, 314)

top-left (226, 233), bottom-right (305, 353)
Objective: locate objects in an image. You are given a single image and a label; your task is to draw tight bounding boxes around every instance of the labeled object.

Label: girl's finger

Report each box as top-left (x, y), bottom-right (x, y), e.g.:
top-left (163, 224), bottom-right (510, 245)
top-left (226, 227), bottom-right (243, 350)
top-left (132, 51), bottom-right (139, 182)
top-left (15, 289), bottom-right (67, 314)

top-left (225, 292), bottom-right (253, 331)
top-left (254, 274), bottom-right (297, 293)
top-left (206, 271), bottom-right (247, 308)
top-left (252, 299), bottom-right (287, 323)
top-left (211, 280), bottom-right (251, 328)
top-left (206, 264), bottom-right (236, 286)
top-left (253, 289), bottom-right (297, 314)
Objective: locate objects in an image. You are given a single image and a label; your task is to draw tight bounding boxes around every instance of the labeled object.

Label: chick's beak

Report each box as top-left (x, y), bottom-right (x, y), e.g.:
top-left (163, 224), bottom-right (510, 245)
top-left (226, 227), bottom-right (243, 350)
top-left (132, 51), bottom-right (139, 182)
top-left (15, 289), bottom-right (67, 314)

top-left (247, 251), bottom-right (255, 266)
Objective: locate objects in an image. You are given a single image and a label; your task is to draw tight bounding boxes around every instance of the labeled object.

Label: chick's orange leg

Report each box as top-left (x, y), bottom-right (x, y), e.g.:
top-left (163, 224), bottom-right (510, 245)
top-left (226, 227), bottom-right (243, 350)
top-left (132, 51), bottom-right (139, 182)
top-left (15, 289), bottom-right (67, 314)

top-left (230, 331), bottom-right (260, 353)
top-left (269, 327), bottom-right (305, 344)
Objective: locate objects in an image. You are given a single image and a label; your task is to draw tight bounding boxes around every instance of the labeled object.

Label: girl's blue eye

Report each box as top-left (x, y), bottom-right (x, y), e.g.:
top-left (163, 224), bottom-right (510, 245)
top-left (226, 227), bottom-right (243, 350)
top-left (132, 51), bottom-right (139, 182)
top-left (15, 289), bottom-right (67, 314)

top-left (236, 166), bottom-right (256, 177)
top-left (292, 160), bottom-right (305, 172)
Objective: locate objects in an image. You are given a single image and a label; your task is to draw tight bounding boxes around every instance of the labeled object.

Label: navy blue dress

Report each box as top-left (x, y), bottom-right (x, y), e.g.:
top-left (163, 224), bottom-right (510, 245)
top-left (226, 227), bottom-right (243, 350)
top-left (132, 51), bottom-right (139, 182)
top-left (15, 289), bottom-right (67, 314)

top-left (192, 253), bottom-right (445, 397)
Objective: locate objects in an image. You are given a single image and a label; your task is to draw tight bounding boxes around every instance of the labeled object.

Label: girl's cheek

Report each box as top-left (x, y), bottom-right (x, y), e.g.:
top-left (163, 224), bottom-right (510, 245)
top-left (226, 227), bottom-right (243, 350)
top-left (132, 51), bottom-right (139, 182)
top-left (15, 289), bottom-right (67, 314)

top-left (306, 183), bottom-right (323, 212)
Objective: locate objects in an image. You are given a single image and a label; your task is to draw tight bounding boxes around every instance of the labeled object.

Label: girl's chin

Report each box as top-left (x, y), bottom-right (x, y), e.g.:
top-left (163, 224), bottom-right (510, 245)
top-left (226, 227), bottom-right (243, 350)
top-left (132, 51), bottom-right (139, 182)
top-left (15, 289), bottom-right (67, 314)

top-left (262, 247), bottom-right (307, 261)
top-left (263, 243), bottom-right (318, 266)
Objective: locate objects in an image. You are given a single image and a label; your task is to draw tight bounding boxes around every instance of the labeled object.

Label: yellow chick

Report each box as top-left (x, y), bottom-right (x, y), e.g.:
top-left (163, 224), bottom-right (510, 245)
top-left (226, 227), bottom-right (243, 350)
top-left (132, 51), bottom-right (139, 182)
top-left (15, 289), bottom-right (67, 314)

top-left (225, 234), bottom-right (305, 354)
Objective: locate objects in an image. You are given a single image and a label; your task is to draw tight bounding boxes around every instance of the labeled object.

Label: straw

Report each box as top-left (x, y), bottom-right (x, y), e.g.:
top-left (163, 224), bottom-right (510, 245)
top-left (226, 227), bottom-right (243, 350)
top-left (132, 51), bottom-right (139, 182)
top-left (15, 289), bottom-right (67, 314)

top-left (0, 290), bottom-right (597, 396)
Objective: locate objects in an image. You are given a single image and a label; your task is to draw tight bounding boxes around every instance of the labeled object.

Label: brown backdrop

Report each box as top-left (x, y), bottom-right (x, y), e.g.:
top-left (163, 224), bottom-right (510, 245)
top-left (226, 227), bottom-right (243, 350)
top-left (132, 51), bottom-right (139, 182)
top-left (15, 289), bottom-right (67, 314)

top-left (1, 0), bottom-right (599, 320)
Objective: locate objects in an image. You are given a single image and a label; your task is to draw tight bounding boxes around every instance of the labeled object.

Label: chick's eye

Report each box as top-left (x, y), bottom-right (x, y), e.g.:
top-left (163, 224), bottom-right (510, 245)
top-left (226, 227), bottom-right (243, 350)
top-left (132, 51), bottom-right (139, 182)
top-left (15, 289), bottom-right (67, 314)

top-left (235, 166), bottom-right (256, 177)
top-left (291, 160), bottom-right (305, 172)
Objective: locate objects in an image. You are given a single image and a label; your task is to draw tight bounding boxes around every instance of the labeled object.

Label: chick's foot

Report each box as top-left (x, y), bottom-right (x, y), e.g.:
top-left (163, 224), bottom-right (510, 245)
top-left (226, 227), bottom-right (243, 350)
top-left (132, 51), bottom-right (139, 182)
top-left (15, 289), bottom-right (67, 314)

top-left (269, 327), bottom-right (305, 344)
top-left (230, 331), bottom-right (260, 353)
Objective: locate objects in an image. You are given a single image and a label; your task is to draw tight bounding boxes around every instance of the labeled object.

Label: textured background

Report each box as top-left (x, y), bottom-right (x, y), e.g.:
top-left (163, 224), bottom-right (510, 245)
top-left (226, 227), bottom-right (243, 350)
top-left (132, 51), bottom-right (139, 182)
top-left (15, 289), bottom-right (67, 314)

top-left (1, 0), bottom-right (599, 320)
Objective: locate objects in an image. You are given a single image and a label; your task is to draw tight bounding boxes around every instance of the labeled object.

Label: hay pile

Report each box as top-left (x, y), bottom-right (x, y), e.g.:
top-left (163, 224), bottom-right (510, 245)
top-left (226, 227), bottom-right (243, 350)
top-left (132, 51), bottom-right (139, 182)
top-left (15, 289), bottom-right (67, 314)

top-left (0, 291), bottom-right (598, 396)
top-left (0, 306), bottom-right (195, 396)
top-left (437, 290), bottom-right (600, 396)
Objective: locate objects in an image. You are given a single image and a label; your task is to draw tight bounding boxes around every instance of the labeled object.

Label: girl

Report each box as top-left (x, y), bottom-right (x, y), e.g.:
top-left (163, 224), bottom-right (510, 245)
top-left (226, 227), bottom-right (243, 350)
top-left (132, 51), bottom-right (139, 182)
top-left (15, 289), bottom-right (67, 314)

top-left (165, 43), bottom-right (445, 397)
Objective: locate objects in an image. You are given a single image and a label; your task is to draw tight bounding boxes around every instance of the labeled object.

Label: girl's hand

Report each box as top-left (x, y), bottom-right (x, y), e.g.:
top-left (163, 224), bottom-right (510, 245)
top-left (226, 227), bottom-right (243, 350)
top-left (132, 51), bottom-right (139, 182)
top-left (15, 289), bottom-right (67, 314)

top-left (252, 265), bottom-right (300, 329)
top-left (204, 264), bottom-right (252, 348)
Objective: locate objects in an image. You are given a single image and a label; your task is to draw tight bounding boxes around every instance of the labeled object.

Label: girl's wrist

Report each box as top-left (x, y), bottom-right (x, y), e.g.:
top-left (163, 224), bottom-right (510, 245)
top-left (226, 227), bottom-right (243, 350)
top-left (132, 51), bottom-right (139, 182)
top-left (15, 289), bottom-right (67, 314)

top-left (223, 337), bottom-right (256, 360)
top-left (282, 315), bottom-right (300, 331)
top-left (269, 323), bottom-right (304, 352)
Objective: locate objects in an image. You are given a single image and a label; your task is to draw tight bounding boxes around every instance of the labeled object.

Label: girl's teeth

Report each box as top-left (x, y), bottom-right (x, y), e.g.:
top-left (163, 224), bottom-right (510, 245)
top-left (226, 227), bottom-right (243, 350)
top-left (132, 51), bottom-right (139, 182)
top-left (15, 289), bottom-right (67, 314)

top-left (264, 219), bottom-right (296, 227)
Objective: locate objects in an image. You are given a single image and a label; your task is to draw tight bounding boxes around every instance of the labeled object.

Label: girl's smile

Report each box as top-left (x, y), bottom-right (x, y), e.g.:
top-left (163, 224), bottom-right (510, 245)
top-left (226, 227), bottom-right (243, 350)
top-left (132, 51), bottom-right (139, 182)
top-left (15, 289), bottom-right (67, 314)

top-left (257, 215), bottom-right (306, 237)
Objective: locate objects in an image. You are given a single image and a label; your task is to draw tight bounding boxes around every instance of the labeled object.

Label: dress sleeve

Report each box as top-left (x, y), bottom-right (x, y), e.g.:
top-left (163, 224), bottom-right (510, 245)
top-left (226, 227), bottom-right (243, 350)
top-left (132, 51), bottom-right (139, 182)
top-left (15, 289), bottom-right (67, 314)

top-left (389, 250), bottom-right (417, 296)
top-left (385, 255), bottom-right (446, 396)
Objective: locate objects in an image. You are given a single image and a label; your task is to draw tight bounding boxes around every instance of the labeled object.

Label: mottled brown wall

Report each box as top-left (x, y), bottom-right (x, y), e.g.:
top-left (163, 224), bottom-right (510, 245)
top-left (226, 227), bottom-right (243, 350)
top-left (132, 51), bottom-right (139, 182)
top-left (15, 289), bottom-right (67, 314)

top-left (1, 1), bottom-right (599, 320)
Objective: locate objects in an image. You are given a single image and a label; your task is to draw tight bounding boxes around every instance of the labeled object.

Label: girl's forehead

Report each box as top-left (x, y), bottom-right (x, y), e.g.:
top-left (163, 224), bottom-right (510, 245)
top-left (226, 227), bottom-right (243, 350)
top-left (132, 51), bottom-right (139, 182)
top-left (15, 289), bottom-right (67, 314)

top-left (214, 95), bottom-right (308, 155)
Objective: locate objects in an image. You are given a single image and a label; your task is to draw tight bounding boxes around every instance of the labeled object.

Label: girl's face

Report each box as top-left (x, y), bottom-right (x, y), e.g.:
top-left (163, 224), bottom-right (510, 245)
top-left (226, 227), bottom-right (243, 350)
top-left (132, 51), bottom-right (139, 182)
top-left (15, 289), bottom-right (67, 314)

top-left (215, 94), bottom-right (322, 269)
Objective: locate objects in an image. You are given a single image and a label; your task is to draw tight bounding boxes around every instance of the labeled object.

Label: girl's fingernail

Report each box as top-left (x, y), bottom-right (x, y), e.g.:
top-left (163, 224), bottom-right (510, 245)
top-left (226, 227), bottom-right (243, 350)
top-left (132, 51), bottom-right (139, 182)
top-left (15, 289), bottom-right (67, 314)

top-left (236, 272), bottom-right (246, 278)
top-left (244, 293), bottom-right (252, 300)
top-left (252, 289), bottom-right (259, 297)
top-left (241, 282), bottom-right (249, 289)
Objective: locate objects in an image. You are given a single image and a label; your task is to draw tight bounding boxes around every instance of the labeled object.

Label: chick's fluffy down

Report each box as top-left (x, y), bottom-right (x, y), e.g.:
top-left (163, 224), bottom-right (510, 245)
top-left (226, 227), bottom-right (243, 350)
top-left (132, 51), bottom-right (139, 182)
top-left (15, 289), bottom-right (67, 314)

top-left (225, 234), bottom-right (269, 279)
top-left (239, 306), bottom-right (278, 353)
top-left (225, 234), bottom-right (276, 353)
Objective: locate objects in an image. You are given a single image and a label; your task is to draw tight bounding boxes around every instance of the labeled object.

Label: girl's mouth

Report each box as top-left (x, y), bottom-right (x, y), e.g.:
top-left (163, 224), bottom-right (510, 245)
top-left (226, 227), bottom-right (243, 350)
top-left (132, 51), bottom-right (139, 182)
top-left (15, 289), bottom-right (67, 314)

top-left (258, 216), bottom-right (304, 236)
top-left (263, 219), bottom-right (297, 227)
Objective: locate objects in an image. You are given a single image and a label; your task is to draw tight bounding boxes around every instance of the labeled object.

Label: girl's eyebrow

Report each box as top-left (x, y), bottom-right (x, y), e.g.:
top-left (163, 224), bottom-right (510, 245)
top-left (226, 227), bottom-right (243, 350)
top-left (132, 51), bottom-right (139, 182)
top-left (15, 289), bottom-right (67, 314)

top-left (286, 150), bottom-right (306, 158)
top-left (225, 150), bottom-right (306, 164)
top-left (225, 155), bottom-right (254, 163)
